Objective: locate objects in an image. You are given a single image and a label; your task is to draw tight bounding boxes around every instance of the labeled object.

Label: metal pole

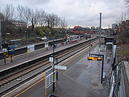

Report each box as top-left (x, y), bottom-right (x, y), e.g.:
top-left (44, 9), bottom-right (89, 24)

top-left (0, 19), bottom-right (2, 49)
top-left (100, 13), bottom-right (102, 30)
top-left (101, 55), bottom-right (104, 83)
top-left (99, 13), bottom-right (102, 47)
top-left (26, 30), bottom-right (28, 45)
top-left (56, 58), bottom-right (59, 80)
top-left (26, 25), bottom-right (28, 46)
top-left (89, 46), bottom-right (90, 56)
top-left (52, 39), bottom-right (55, 93)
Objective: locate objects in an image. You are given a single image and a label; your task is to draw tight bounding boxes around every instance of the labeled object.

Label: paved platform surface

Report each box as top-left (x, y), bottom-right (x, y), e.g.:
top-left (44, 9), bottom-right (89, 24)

top-left (54, 45), bottom-right (111, 97)
top-left (11, 44), bottom-right (112, 97)
top-left (0, 38), bottom-right (87, 72)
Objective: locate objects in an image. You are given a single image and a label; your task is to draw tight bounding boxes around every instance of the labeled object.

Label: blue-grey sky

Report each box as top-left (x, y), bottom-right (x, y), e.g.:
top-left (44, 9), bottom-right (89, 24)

top-left (0, 0), bottom-right (127, 28)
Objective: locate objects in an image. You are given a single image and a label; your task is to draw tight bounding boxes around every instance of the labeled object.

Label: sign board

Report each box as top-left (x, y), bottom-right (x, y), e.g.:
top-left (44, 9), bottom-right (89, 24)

top-left (45, 42), bottom-right (48, 48)
top-left (49, 57), bottom-right (54, 63)
top-left (2, 48), bottom-right (8, 52)
top-left (54, 65), bottom-right (67, 70)
top-left (87, 57), bottom-right (102, 61)
top-left (27, 45), bottom-right (35, 52)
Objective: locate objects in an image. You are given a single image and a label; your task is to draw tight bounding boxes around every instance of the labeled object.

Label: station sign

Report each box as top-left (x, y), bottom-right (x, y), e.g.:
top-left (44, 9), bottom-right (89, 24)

top-left (49, 57), bottom-right (54, 63)
top-left (87, 56), bottom-right (102, 61)
top-left (45, 42), bottom-right (49, 48)
top-left (54, 65), bottom-right (67, 70)
top-left (27, 45), bottom-right (35, 52)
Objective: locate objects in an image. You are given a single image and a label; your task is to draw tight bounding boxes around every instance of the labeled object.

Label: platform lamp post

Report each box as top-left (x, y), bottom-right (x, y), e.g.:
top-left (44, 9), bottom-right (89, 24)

top-left (25, 30), bottom-right (27, 45)
top-left (52, 37), bottom-right (55, 93)
top-left (0, 19), bottom-right (2, 49)
top-left (25, 25), bottom-right (29, 46)
top-left (49, 31), bottom-right (56, 94)
top-left (101, 55), bottom-right (104, 83)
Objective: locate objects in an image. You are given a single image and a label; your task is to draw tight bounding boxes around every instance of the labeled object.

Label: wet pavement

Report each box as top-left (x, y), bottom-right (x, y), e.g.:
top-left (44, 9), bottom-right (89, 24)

top-left (54, 45), bottom-right (111, 97)
top-left (11, 42), bottom-right (112, 97)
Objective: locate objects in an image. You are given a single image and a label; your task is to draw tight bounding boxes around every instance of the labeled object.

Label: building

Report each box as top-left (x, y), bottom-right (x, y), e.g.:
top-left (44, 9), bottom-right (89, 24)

top-left (72, 26), bottom-right (96, 34)
top-left (112, 24), bottom-right (118, 29)
top-left (119, 20), bottom-right (129, 33)
top-left (112, 24), bottom-right (118, 35)
top-left (11, 20), bottom-right (27, 28)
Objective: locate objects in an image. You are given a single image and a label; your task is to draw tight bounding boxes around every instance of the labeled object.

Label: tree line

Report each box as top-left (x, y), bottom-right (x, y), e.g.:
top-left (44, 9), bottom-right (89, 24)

top-left (0, 4), bottom-right (67, 41)
top-left (117, 0), bottom-right (129, 44)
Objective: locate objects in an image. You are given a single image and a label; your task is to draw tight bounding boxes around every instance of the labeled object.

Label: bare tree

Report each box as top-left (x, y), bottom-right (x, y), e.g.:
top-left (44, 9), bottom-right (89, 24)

top-left (60, 18), bottom-right (67, 28)
top-left (0, 4), bottom-right (16, 40)
top-left (38, 11), bottom-right (46, 26)
top-left (50, 14), bottom-right (60, 28)
top-left (31, 9), bottom-right (41, 28)
top-left (17, 5), bottom-right (24, 21)
top-left (45, 13), bottom-right (61, 28)
top-left (44, 14), bottom-right (51, 28)
top-left (54, 15), bottom-right (61, 27)
top-left (17, 5), bottom-right (33, 27)
top-left (0, 13), bottom-right (4, 21)
top-left (3, 4), bottom-right (15, 21)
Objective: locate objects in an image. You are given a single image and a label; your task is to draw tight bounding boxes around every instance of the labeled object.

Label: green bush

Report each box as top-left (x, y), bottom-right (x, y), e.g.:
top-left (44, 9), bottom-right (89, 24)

top-left (35, 26), bottom-right (66, 38)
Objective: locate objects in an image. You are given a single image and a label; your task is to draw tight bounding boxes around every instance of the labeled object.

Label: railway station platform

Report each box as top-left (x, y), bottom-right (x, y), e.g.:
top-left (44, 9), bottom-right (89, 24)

top-left (52, 45), bottom-right (112, 97)
top-left (0, 38), bottom-right (92, 73)
top-left (6, 43), bottom-right (113, 97)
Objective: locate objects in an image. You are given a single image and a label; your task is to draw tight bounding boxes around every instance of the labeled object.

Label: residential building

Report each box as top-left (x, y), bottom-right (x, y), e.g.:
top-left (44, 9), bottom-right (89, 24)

top-left (11, 20), bottom-right (27, 28)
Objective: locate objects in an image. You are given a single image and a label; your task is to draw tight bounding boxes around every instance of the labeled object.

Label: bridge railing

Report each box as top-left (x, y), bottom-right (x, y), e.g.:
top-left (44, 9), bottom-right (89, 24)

top-left (109, 62), bottom-right (129, 97)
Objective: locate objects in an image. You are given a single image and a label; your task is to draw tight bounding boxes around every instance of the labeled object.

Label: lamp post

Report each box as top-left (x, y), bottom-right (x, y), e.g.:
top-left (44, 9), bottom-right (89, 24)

top-left (25, 29), bottom-right (28, 46)
top-left (25, 25), bottom-right (29, 46)
top-left (0, 19), bottom-right (2, 49)
top-left (52, 38), bottom-right (55, 93)
top-left (49, 30), bottom-right (56, 94)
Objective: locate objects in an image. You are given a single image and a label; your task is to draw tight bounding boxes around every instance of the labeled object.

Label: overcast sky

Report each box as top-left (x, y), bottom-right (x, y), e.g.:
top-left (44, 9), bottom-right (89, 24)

top-left (0, 0), bottom-right (127, 28)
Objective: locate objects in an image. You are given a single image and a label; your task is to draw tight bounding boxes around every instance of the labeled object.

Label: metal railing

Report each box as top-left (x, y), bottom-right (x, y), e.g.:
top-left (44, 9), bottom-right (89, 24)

top-left (109, 62), bottom-right (128, 97)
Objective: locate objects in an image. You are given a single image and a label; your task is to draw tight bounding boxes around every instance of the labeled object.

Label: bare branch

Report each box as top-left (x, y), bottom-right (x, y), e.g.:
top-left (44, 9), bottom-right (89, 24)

top-left (17, 5), bottom-right (33, 26)
top-left (3, 4), bottom-right (15, 20)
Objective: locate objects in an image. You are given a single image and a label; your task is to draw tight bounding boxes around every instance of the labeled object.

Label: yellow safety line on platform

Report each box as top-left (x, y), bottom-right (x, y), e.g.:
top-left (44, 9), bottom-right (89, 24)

top-left (14, 74), bottom-right (45, 97)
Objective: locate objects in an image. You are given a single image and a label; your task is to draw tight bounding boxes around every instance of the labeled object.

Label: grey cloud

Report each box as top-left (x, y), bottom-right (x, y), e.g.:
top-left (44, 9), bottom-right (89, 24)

top-left (0, 0), bottom-right (126, 27)
top-left (26, 0), bottom-right (51, 5)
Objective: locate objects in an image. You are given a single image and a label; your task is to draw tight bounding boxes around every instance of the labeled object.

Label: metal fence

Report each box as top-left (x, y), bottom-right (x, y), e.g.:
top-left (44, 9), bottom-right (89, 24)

top-left (109, 62), bottom-right (128, 97)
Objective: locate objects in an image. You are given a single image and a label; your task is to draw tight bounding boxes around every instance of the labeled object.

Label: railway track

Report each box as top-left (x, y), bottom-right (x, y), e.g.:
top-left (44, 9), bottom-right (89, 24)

top-left (0, 38), bottom-right (97, 96)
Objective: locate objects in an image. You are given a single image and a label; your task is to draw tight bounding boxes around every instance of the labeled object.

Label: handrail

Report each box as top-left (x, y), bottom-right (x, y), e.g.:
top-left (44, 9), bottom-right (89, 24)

top-left (109, 71), bottom-right (115, 97)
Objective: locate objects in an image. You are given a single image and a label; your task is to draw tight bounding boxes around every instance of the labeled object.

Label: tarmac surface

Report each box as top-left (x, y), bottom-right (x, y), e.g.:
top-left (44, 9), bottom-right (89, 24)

top-left (11, 43), bottom-right (112, 97)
